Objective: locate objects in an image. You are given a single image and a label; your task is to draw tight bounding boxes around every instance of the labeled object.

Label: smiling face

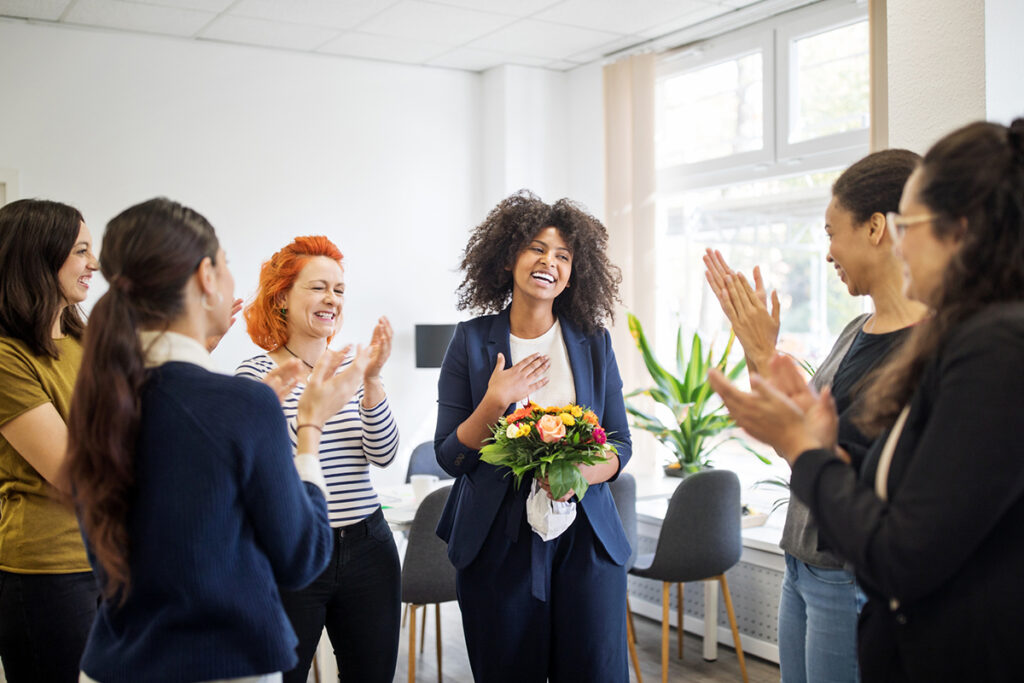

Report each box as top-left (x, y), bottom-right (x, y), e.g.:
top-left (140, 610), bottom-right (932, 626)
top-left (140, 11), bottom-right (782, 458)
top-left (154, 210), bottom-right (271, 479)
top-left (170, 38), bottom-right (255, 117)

top-left (510, 226), bottom-right (572, 306)
top-left (824, 196), bottom-right (880, 297)
top-left (282, 256), bottom-right (345, 343)
top-left (894, 168), bottom-right (962, 306)
top-left (57, 221), bottom-right (98, 306)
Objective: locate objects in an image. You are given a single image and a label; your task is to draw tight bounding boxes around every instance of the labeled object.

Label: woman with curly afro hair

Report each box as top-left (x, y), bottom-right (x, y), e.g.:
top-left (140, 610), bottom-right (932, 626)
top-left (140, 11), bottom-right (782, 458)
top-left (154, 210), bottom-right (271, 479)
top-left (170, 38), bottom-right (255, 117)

top-left (434, 191), bottom-right (633, 682)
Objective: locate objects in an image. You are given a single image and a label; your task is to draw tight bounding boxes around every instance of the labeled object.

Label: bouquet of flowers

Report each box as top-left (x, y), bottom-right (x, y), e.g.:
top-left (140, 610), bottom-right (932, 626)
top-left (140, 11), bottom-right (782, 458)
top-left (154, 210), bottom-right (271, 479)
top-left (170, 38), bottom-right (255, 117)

top-left (479, 402), bottom-right (617, 501)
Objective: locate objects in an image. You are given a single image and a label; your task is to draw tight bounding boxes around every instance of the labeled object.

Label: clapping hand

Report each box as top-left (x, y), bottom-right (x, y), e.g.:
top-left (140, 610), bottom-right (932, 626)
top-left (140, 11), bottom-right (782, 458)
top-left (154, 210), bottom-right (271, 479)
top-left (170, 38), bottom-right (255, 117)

top-left (708, 354), bottom-right (837, 466)
top-left (205, 297), bottom-right (245, 352)
top-left (364, 316), bottom-right (393, 382)
top-left (298, 343), bottom-right (378, 427)
top-left (262, 358), bottom-right (304, 404)
top-left (485, 352), bottom-right (550, 409)
top-left (703, 249), bottom-right (781, 376)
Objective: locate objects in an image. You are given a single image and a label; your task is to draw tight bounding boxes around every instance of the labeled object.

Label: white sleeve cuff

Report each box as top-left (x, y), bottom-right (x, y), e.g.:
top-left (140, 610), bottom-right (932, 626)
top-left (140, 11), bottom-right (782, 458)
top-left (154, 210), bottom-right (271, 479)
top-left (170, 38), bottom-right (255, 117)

top-left (294, 452), bottom-right (328, 500)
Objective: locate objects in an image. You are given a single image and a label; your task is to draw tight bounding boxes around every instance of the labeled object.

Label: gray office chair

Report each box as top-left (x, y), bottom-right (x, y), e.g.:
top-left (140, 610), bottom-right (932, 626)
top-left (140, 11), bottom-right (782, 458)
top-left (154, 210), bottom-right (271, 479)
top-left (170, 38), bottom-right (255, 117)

top-left (609, 472), bottom-right (643, 683)
top-left (404, 441), bottom-right (452, 483)
top-left (401, 485), bottom-right (456, 683)
top-left (629, 469), bottom-right (748, 683)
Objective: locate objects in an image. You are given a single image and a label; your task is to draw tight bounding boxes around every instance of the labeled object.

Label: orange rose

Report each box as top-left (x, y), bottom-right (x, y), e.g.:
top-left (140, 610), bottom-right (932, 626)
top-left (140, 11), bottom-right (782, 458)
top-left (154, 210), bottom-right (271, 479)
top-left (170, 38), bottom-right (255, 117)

top-left (536, 414), bottom-right (566, 443)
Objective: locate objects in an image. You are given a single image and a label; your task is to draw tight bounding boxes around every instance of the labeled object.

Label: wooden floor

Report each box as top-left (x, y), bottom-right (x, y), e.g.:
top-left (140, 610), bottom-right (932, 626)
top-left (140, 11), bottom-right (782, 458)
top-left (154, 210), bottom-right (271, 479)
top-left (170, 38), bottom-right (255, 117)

top-left (390, 601), bottom-right (781, 683)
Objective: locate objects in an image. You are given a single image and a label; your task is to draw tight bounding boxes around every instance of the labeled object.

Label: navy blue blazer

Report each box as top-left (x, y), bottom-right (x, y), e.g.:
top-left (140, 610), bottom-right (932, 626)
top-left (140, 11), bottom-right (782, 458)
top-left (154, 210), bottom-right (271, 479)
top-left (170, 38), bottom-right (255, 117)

top-left (434, 309), bottom-right (633, 570)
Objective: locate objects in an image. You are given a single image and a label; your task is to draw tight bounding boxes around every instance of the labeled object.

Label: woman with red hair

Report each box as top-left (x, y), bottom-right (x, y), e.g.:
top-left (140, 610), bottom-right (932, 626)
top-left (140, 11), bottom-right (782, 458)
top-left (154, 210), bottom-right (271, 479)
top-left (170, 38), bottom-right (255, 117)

top-left (236, 235), bottom-right (400, 683)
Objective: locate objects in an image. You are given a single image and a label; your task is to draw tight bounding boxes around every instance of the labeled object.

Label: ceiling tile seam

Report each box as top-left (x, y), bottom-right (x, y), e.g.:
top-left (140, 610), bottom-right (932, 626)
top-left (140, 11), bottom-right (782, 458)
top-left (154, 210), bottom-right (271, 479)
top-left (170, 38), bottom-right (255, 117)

top-left (191, 0), bottom-right (242, 39)
top-left (58, 0), bottom-right (80, 22)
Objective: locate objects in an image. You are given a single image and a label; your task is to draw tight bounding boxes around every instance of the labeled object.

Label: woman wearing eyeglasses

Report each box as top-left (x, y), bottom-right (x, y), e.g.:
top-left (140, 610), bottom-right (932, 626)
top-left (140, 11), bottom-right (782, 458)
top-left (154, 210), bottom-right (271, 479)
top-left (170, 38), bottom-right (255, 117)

top-left (704, 149), bottom-right (928, 683)
top-left (710, 119), bottom-right (1024, 681)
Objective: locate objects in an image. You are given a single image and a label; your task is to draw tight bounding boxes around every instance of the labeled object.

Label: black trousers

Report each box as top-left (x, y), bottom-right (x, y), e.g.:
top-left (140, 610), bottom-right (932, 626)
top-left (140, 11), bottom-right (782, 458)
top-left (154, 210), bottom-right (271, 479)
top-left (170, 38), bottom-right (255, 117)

top-left (0, 569), bottom-right (99, 683)
top-left (280, 507), bottom-right (401, 683)
top-left (456, 501), bottom-right (628, 683)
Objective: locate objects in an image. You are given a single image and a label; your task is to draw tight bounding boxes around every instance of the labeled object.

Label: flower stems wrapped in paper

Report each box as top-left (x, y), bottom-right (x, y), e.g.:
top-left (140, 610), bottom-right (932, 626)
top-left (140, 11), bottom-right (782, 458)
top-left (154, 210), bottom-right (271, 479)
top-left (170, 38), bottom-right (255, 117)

top-left (479, 402), bottom-right (617, 501)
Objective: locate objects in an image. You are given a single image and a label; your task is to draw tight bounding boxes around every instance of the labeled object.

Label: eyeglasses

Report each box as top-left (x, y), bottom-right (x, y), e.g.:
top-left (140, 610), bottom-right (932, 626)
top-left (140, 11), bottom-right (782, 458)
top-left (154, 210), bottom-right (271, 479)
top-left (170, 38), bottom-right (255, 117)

top-left (886, 212), bottom-right (936, 238)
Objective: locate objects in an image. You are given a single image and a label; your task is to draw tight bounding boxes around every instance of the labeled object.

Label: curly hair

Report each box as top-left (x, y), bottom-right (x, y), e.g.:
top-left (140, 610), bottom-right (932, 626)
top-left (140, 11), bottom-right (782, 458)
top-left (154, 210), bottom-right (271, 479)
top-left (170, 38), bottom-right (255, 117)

top-left (244, 236), bottom-right (344, 351)
top-left (456, 191), bottom-right (622, 335)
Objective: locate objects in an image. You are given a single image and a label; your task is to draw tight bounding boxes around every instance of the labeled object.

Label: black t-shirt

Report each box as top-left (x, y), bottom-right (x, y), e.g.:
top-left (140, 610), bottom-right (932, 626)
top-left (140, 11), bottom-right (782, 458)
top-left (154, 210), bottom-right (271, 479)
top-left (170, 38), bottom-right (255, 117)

top-left (830, 326), bottom-right (909, 471)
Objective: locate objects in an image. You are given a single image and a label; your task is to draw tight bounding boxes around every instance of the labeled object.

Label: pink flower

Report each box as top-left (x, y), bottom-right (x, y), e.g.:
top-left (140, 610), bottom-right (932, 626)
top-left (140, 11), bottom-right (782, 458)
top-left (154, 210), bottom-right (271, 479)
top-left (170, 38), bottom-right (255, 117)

top-left (536, 414), bottom-right (566, 443)
top-left (592, 427), bottom-right (607, 445)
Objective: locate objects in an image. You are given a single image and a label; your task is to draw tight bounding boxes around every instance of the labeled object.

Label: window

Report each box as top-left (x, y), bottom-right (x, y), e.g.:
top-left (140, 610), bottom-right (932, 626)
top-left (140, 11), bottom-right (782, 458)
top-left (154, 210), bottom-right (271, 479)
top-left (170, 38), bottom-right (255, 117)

top-left (655, 0), bottom-right (870, 367)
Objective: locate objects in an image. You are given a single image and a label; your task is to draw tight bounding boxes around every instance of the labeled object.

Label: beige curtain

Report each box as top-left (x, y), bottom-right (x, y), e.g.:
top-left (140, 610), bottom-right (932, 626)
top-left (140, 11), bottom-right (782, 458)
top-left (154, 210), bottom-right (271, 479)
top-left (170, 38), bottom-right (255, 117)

top-left (603, 53), bottom-right (656, 395)
top-left (869, 0), bottom-right (888, 151)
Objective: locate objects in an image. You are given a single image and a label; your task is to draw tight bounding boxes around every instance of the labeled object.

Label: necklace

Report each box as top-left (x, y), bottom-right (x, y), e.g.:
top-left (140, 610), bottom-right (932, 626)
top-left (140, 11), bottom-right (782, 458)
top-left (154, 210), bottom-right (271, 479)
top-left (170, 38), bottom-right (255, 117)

top-left (282, 344), bottom-right (315, 370)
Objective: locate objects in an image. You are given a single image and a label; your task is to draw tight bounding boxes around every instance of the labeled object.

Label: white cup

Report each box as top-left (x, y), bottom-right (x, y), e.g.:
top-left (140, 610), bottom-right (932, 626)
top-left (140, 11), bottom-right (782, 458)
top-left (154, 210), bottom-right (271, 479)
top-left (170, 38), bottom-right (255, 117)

top-left (410, 474), bottom-right (440, 504)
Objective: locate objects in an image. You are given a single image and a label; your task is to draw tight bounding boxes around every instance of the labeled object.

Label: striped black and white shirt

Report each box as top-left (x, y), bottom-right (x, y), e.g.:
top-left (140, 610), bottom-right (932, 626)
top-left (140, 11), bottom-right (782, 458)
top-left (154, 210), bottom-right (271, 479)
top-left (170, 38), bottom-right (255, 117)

top-left (236, 354), bottom-right (399, 527)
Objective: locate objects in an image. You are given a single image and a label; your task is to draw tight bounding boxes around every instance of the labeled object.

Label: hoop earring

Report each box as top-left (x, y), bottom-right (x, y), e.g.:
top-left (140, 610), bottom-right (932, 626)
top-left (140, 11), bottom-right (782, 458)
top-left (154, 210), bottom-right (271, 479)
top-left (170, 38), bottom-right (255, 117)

top-left (201, 293), bottom-right (215, 311)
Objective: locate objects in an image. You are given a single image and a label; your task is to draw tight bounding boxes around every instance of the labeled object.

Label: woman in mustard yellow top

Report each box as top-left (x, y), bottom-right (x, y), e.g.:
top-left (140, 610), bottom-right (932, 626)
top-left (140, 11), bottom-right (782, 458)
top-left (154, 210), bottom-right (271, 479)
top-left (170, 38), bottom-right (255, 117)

top-left (0, 199), bottom-right (100, 681)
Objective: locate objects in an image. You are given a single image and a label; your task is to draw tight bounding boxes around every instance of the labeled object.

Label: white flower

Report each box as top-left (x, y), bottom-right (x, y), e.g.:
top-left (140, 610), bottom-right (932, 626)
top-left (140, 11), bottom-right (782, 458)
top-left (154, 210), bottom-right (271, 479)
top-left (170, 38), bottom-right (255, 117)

top-left (506, 423), bottom-right (521, 439)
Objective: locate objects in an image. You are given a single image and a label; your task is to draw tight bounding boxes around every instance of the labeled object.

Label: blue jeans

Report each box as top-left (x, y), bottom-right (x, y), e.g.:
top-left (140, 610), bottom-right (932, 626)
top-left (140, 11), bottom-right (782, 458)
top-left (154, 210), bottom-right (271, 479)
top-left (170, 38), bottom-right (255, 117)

top-left (0, 570), bottom-right (99, 683)
top-left (778, 553), bottom-right (865, 683)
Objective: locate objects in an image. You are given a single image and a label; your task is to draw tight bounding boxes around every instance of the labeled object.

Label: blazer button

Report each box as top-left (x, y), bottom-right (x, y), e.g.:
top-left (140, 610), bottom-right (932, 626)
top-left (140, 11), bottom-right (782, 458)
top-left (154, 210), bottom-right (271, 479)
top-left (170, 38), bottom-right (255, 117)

top-left (895, 614), bottom-right (907, 625)
top-left (454, 453), bottom-right (464, 466)
top-left (889, 598), bottom-right (900, 611)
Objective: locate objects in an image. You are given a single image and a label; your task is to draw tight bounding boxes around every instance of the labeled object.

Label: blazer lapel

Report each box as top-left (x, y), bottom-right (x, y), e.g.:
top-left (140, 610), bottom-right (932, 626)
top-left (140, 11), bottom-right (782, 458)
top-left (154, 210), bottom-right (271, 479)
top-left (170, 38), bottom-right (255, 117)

top-left (485, 308), bottom-right (513, 412)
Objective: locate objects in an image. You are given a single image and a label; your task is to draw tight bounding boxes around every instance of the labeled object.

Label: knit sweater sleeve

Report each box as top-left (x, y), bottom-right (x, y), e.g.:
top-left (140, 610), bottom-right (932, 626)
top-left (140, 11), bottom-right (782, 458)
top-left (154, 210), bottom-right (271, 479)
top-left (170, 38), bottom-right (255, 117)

top-left (239, 385), bottom-right (332, 590)
top-left (359, 389), bottom-right (399, 467)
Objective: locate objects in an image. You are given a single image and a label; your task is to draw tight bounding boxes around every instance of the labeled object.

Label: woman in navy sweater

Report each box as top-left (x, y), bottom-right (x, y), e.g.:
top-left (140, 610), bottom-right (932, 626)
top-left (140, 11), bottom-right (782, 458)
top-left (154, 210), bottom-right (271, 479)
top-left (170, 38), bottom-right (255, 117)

top-left (65, 198), bottom-right (377, 683)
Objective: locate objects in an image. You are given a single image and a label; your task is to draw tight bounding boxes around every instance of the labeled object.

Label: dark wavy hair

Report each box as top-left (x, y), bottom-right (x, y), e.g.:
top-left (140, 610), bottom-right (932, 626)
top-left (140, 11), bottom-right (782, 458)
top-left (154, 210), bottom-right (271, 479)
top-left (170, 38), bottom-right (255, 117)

top-left (0, 199), bottom-right (86, 358)
top-left (832, 148), bottom-right (921, 223)
top-left (456, 191), bottom-right (622, 335)
top-left (858, 119), bottom-right (1024, 435)
top-left (66, 198), bottom-right (219, 601)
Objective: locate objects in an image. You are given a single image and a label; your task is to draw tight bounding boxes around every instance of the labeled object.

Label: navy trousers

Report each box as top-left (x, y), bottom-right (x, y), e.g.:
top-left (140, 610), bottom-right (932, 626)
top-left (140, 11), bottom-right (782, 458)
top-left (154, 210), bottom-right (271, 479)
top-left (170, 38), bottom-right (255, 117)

top-left (456, 490), bottom-right (628, 683)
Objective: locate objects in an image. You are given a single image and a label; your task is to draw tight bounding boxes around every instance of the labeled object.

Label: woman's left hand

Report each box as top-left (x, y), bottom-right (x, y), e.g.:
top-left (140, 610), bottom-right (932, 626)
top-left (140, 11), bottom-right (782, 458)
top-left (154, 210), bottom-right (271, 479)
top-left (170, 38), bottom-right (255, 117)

top-left (708, 354), bottom-right (835, 466)
top-left (364, 316), bottom-right (392, 381)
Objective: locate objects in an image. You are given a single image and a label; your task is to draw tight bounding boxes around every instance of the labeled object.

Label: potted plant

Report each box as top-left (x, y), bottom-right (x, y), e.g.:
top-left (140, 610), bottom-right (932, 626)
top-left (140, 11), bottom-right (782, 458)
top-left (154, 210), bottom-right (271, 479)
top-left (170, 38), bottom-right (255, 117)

top-left (625, 313), bottom-right (769, 476)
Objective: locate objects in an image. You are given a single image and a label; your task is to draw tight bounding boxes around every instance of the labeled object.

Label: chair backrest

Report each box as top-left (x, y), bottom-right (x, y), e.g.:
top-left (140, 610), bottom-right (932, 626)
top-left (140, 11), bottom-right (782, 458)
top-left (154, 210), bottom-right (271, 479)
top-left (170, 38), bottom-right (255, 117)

top-left (404, 441), bottom-right (452, 483)
top-left (401, 485), bottom-right (457, 605)
top-left (645, 469), bottom-right (742, 582)
top-left (608, 472), bottom-right (638, 571)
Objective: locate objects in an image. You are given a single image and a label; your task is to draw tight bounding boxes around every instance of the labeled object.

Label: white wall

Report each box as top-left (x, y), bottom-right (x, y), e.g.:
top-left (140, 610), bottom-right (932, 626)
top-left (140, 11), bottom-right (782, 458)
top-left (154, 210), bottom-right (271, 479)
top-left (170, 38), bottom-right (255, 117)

top-left (985, 0), bottom-right (1024, 125)
top-left (0, 19), bottom-right (482, 486)
top-left (886, 0), bottom-right (986, 153)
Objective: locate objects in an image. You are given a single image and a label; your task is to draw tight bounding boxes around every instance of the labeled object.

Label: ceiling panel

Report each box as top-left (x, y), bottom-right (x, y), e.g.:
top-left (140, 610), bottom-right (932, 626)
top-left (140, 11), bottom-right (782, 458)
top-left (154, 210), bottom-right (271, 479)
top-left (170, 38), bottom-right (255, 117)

top-left (199, 14), bottom-right (340, 50)
top-left (318, 31), bottom-right (449, 63)
top-left (468, 18), bottom-right (622, 61)
top-left (130, 0), bottom-right (234, 11)
top-left (427, 46), bottom-right (549, 71)
top-left (0, 0), bottom-right (71, 20)
top-left (228, 0), bottom-right (399, 31)
top-left (64, 0), bottom-right (216, 37)
top-left (424, 0), bottom-right (564, 18)
top-left (535, 0), bottom-right (719, 36)
top-left (354, 0), bottom-right (516, 44)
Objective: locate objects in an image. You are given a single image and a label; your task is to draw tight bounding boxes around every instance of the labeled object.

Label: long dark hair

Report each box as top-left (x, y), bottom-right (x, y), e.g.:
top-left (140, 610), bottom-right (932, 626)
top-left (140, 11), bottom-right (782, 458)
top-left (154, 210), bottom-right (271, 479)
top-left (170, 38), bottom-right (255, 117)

top-left (456, 190), bottom-right (622, 335)
top-left (0, 199), bottom-right (86, 357)
top-left (66, 198), bottom-right (219, 600)
top-left (858, 119), bottom-right (1024, 434)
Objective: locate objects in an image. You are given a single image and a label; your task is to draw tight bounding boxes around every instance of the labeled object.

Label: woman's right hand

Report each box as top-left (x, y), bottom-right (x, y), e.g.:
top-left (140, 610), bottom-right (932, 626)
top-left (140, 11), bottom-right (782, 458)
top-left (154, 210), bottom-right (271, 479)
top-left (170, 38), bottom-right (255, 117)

top-left (297, 343), bottom-right (378, 428)
top-left (484, 352), bottom-right (550, 408)
top-left (703, 248), bottom-right (781, 375)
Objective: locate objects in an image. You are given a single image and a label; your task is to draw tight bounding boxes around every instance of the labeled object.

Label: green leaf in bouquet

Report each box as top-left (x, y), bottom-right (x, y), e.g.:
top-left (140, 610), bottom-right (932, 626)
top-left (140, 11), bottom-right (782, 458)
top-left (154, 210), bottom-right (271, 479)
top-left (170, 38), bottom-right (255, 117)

top-left (479, 443), bottom-right (510, 465)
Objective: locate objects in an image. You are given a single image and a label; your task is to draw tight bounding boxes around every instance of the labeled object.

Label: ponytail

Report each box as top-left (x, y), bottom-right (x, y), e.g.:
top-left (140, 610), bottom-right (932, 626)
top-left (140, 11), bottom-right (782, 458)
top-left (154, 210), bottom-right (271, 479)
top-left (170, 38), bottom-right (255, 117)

top-left (65, 198), bottom-right (219, 601)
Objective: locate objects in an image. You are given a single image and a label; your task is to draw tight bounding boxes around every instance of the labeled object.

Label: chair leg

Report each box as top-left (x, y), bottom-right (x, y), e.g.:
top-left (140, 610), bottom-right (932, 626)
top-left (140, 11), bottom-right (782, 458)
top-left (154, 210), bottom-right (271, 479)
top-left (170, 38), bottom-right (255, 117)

top-left (718, 575), bottom-right (749, 683)
top-left (626, 594), bottom-right (638, 644)
top-left (408, 605), bottom-right (418, 683)
top-left (661, 582), bottom-right (669, 683)
top-left (676, 582), bottom-right (684, 660)
top-left (402, 602), bottom-right (409, 628)
top-left (420, 602), bottom-right (427, 653)
top-left (435, 603), bottom-right (443, 683)
top-left (625, 596), bottom-right (643, 683)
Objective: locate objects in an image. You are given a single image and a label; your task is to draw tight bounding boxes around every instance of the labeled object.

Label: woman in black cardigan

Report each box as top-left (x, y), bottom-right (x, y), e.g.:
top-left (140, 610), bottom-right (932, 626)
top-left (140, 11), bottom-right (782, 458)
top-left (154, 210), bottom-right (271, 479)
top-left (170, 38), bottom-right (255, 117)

top-left (710, 118), bottom-right (1024, 682)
